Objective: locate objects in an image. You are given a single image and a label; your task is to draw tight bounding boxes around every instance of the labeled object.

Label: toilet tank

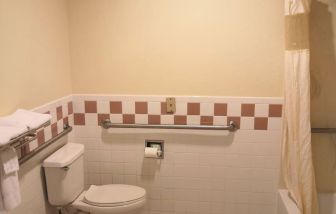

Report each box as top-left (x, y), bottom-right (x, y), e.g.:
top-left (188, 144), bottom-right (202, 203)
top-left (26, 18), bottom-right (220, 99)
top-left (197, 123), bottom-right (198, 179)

top-left (43, 143), bottom-right (85, 206)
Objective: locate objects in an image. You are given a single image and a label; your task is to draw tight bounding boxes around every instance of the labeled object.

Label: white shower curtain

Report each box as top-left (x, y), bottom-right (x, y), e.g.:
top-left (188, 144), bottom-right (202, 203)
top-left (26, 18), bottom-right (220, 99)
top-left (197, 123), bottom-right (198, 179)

top-left (282, 0), bottom-right (319, 214)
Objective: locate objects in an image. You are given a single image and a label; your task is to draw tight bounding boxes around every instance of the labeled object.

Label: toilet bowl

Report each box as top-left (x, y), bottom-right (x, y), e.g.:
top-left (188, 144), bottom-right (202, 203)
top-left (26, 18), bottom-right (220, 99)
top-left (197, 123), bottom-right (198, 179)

top-left (72, 185), bottom-right (146, 214)
top-left (43, 143), bottom-right (146, 214)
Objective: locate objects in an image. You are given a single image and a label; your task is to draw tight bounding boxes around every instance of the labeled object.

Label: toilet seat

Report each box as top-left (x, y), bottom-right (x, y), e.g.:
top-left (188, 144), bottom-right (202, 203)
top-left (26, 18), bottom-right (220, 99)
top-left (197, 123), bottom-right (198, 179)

top-left (72, 184), bottom-right (146, 214)
top-left (83, 184), bottom-right (146, 207)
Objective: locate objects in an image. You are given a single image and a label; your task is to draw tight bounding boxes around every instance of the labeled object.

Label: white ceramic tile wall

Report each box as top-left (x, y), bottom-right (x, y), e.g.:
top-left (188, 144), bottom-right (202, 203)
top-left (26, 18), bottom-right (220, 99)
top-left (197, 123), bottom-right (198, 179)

top-left (71, 95), bottom-right (283, 214)
top-left (7, 95), bottom-right (282, 214)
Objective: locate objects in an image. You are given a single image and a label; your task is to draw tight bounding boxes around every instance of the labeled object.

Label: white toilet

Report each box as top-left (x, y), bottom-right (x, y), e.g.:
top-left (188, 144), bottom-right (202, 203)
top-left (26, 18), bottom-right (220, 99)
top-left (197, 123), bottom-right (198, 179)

top-left (43, 143), bottom-right (146, 214)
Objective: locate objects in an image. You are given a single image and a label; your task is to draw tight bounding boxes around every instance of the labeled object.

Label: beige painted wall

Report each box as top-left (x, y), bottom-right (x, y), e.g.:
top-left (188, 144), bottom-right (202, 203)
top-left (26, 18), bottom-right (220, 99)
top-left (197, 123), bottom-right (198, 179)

top-left (0, 0), bottom-right (72, 116)
top-left (69, 0), bottom-right (284, 96)
top-left (310, 0), bottom-right (336, 192)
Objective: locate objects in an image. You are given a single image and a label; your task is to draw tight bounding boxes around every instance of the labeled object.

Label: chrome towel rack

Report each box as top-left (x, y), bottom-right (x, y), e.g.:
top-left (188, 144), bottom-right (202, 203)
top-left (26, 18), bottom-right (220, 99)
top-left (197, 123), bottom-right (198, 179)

top-left (0, 121), bottom-right (51, 151)
top-left (0, 121), bottom-right (50, 147)
top-left (18, 124), bottom-right (72, 165)
top-left (311, 128), bottom-right (336, 133)
top-left (101, 119), bottom-right (237, 132)
top-left (0, 122), bottom-right (72, 165)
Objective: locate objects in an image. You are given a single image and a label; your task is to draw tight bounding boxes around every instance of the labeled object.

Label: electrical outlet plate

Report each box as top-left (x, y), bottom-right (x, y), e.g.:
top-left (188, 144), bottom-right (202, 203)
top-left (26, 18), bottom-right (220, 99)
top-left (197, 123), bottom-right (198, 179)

top-left (166, 97), bottom-right (176, 114)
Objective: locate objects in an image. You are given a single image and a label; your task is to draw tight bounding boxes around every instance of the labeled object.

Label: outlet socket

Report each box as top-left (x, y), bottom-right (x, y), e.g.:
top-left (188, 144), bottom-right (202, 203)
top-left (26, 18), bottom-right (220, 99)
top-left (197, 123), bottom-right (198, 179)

top-left (166, 97), bottom-right (176, 114)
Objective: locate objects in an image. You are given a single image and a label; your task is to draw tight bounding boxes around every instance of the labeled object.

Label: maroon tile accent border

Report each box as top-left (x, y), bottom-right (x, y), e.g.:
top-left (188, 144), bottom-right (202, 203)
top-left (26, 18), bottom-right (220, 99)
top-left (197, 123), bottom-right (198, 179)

top-left (187, 103), bottom-right (200, 115)
top-left (269, 104), bottom-right (282, 117)
top-left (56, 106), bottom-right (63, 121)
top-left (201, 116), bottom-right (213, 125)
top-left (241, 104), bottom-right (255, 117)
top-left (174, 115), bottom-right (187, 125)
top-left (214, 103), bottom-right (227, 116)
top-left (68, 102), bottom-right (73, 115)
top-left (72, 99), bottom-right (283, 131)
top-left (74, 113), bottom-right (85, 126)
top-left (98, 114), bottom-right (110, 126)
top-left (85, 101), bottom-right (97, 113)
top-left (51, 123), bottom-right (58, 137)
top-left (161, 102), bottom-right (168, 115)
top-left (123, 114), bottom-right (135, 124)
top-left (110, 101), bottom-right (122, 114)
top-left (37, 130), bottom-right (45, 146)
top-left (135, 102), bottom-right (148, 114)
top-left (148, 115), bottom-right (161, 125)
top-left (254, 117), bottom-right (268, 130)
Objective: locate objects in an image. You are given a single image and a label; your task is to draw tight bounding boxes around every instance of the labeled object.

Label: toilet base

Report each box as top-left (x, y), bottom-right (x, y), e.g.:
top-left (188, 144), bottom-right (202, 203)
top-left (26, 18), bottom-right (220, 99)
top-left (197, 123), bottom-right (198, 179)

top-left (71, 191), bottom-right (146, 214)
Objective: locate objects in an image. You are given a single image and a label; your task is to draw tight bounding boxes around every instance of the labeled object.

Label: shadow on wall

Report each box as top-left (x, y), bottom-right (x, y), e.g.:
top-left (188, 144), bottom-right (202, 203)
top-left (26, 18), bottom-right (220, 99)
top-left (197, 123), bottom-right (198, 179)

top-left (310, 0), bottom-right (336, 192)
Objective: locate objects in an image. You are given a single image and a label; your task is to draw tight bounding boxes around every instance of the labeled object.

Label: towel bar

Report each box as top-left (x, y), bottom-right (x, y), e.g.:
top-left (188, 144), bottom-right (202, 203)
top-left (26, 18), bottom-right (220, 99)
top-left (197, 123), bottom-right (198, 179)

top-left (0, 122), bottom-right (72, 165)
top-left (18, 124), bottom-right (72, 165)
top-left (101, 119), bottom-right (237, 131)
top-left (0, 121), bottom-right (50, 151)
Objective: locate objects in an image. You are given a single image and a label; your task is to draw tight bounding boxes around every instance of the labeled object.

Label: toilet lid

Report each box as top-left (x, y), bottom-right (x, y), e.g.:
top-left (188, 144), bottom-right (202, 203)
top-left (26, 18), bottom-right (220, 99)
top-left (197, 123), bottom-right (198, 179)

top-left (83, 184), bottom-right (146, 207)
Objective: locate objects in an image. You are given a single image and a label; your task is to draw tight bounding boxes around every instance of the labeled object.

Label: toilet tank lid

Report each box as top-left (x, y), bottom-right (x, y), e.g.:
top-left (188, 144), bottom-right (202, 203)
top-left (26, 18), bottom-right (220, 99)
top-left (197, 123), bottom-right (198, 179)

top-left (42, 143), bottom-right (84, 168)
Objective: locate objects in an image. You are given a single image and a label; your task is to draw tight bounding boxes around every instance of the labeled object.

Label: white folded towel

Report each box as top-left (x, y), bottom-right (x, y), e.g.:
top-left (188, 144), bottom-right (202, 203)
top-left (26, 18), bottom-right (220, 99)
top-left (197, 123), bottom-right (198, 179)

top-left (0, 149), bottom-right (21, 211)
top-left (0, 171), bottom-right (21, 211)
top-left (0, 109), bottom-right (51, 130)
top-left (0, 126), bottom-right (28, 146)
top-left (0, 148), bottom-right (19, 175)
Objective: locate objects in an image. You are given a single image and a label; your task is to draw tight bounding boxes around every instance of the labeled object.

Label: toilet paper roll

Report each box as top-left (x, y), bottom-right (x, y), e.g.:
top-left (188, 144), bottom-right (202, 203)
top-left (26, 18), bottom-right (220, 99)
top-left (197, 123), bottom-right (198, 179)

top-left (144, 147), bottom-right (159, 158)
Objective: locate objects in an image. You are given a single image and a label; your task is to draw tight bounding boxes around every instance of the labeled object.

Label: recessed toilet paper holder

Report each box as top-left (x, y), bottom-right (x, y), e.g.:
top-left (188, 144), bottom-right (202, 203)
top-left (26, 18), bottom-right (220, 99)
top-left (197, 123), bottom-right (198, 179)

top-left (145, 140), bottom-right (164, 159)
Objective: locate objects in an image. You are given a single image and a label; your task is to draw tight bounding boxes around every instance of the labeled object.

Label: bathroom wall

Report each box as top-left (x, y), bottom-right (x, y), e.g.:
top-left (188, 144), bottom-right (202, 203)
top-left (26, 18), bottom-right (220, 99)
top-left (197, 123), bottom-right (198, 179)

top-left (71, 95), bottom-right (283, 214)
top-left (310, 0), bottom-right (336, 192)
top-left (0, 0), bottom-right (72, 116)
top-left (69, 0), bottom-right (284, 97)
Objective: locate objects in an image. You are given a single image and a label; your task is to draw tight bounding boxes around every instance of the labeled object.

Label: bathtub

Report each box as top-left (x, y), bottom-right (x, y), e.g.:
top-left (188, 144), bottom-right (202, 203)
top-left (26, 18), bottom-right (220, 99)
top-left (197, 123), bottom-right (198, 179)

top-left (278, 189), bottom-right (336, 214)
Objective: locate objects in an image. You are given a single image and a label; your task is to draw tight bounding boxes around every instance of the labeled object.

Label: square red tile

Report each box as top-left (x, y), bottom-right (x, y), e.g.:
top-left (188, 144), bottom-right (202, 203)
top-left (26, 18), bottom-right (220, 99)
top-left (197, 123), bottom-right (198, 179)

top-left (21, 145), bottom-right (30, 157)
top-left (227, 116), bottom-right (240, 129)
top-left (98, 114), bottom-right (110, 126)
top-left (68, 102), bottom-right (73, 115)
top-left (123, 114), bottom-right (135, 124)
top-left (63, 117), bottom-right (69, 127)
top-left (74, 113), bottom-right (85, 126)
top-left (161, 102), bottom-right (168, 115)
top-left (51, 123), bottom-right (58, 137)
top-left (37, 130), bottom-right (45, 146)
top-left (174, 115), bottom-right (187, 125)
top-left (187, 103), bottom-right (200, 115)
top-left (254, 117), bottom-right (268, 130)
top-left (269, 104), bottom-right (282, 117)
top-left (110, 101), bottom-right (122, 114)
top-left (201, 116), bottom-right (213, 125)
top-left (241, 104), bottom-right (255, 117)
top-left (148, 115), bottom-right (161, 124)
top-left (135, 102), bottom-right (148, 114)
top-left (85, 101), bottom-right (97, 113)
top-left (214, 103), bottom-right (227, 116)
top-left (56, 106), bottom-right (62, 121)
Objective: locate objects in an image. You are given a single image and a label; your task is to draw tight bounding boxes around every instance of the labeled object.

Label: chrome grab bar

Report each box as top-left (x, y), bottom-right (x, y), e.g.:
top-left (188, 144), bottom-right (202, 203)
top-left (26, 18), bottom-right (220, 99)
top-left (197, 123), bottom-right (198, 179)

top-left (101, 119), bottom-right (237, 132)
